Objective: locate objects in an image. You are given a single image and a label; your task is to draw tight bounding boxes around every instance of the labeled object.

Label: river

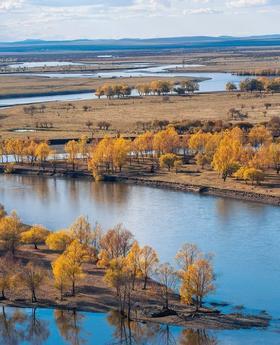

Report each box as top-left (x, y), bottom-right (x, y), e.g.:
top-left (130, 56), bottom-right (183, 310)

top-left (0, 64), bottom-right (249, 107)
top-left (0, 174), bottom-right (280, 344)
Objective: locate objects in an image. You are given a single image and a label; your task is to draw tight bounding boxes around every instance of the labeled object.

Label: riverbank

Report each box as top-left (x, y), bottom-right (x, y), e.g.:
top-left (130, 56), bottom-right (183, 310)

top-left (114, 175), bottom-right (280, 206)
top-left (2, 162), bottom-right (280, 206)
top-left (0, 245), bottom-right (270, 330)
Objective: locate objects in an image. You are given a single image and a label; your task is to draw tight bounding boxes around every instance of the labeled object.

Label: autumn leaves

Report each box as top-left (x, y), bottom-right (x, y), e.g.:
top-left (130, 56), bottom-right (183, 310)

top-left (190, 126), bottom-right (280, 184)
top-left (0, 208), bottom-right (215, 319)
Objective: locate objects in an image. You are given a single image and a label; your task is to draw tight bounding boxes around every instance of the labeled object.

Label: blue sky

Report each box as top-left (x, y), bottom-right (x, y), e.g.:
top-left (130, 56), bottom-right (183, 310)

top-left (0, 0), bottom-right (280, 41)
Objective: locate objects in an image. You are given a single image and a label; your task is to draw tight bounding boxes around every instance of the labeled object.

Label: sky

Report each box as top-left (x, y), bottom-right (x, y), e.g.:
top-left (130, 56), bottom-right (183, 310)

top-left (0, 0), bottom-right (280, 41)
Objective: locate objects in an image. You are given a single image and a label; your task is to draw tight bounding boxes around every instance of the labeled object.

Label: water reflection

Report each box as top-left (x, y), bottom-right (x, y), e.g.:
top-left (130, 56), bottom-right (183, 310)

top-left (55, 310), bottom-right (86, 345)
top-left (1, 307), bottom-right (280, 345)
top-left (0, 175), bottom-right (130, 209)
top-left (179, 329), bottom-right (218, 345)
top-left (106, 310), bottom-right (218, 345)
top-left (0, 306), bottom-right (49, 345)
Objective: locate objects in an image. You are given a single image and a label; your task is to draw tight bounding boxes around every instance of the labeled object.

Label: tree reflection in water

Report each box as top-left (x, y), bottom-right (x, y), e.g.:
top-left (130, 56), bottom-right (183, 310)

top-left (25, 308), bottom-right (50, 345)
top-left (0, 307), bottom-right (219, 345)
top-left (106, 310), bottom-right (218, 345)
top-left (0, 306), bottom-right (49, 345)
top-left (179, 329), bottom-right (218, 345)
top-left (54, 309), bottom-right (86, 345)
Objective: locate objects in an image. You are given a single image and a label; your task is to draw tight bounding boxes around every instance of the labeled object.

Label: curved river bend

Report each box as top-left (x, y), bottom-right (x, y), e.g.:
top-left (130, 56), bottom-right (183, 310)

top-left (0, 64), bottom-right (249, 107)
top-left (0, 175), bottom-right (280, 344)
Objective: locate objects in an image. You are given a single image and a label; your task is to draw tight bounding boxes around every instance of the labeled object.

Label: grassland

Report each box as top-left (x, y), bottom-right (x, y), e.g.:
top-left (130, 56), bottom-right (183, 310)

top-left (1, 92), bottom-right (280, 140)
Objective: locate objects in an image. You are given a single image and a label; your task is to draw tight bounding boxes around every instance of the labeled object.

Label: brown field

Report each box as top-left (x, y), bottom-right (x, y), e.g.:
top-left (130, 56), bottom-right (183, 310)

top-left (1, 92), bottom-right (280, 140)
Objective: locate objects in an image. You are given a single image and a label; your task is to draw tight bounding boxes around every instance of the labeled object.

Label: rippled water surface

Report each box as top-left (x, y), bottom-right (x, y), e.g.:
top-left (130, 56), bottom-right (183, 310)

top-left (0, 174), bottom-right (280, 317)
top-left (1, 175), bottom-right (280, 344)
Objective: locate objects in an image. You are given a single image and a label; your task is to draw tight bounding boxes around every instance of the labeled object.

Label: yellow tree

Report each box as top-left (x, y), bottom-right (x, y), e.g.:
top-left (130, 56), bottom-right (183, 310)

top-left (35, 142), bottom-right (52, 165)
top-left (133, 131), bottom-right (154, 160)
top-left (65, 140), bottom-right (80, 170)
top-left (78, 135), bottom-right (88, 160)
top-left (126, 241), bottom-right (142, 290)
top-left (175, 243), bottom-right (200, 275)
top-left (180, 258), bottom-right (215, 311)
top-left (21, 225), bottom-right (49, 249)
top-left (52, 254), bottom-right (70, 300)
top-left (25, 140), bottom-right (39, 165)
top-left (268, 143), bottom-right (280, 174)
top-left (229, 127), bottom-right (246, 144)
top-left (189, 131), bottom-right (212, 153)
top-left (139, 245), bottom-right (159, 290)
top-left (153, 127), bottom-right (180, 155)
top-left (88, 136), bottom-right (114, 174)
top-left (62, 240), bottom-right (88, 296)
top-left (112, 138), bottom-right (131, 172)
top-left (244, 168), bottom-right (265, 185)
top-left (159, 153), bottom-right (177, 171)
top-left (248, 126), bottom-right (272, 148)
top-left (0, 211), bottom-right (22, 255)
top-left (46, 230), bottom-right (72, 251)
top-left (249, 145), bottom-right (270, 170)
top-left (104, 257), bottom-right (134, 318)
top-left (204, 132), bottom-right (223, 164)
top-left (212, 134), bottom-right (242, 181)
top-left (69, 216), bottom-right (92, 247)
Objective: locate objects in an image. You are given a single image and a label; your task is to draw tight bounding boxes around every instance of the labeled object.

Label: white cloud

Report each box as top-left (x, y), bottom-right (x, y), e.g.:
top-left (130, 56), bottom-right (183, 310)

top-left (0, 0), bottom-right (24, 11)
top-left (227, 0), bottom-right (268, 8)
top-left (0, 0), bottom-right (279, 41)
top-left (185, 7), bottom-right (221, 14)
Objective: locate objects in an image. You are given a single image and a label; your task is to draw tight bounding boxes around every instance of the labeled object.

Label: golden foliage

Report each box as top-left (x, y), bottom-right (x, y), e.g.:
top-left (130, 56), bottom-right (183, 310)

top-left (21, 225), bottom-right (49, 249)
top-left (46, 230), bottom-right (72, 251)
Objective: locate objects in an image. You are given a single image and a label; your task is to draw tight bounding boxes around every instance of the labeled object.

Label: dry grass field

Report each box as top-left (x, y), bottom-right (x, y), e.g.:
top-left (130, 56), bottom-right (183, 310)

top-left (1, 92), bottom-right (280, 140)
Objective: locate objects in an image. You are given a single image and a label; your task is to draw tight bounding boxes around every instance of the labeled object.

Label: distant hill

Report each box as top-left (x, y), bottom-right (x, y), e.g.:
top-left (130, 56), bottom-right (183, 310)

top-left (1, 35), bottom-right (280, 53)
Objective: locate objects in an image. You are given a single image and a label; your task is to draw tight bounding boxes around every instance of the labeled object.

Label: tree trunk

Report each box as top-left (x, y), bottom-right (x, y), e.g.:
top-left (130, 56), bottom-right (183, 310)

top-left (72, 281), bottom-right (75, 296)
top-left (32, 289), bottom-right (37, 303)
top-left (143, 275), bottom-right (148, 290)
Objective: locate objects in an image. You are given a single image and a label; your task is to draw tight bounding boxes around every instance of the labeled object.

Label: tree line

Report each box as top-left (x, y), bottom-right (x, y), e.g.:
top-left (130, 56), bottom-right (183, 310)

top-left (1, 121), bottom-right (280, 185)
top-left (189, 126), bottom-right (280, 183)
top-left (236, 69), bottom-right (280, 77)
top-left (95, 80), bottom-right (200, 99)
top-left (226, 77), bottom-right (280, 93)
top-left (0, 208), bottom-right (215, 319)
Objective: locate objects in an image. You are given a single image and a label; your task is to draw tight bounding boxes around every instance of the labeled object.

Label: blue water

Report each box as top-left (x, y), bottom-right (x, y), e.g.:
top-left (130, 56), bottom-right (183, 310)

top-left (1, 175), bottom-right (280, 344)
top-left (0, 175), bottom-right (279, 317)
top-left (0, 307), bottom-right (279, 345)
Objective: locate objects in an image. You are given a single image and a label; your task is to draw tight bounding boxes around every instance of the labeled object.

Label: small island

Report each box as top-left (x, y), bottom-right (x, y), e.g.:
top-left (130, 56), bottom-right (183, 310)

top-left (0, 207), bottom-right (270, 331)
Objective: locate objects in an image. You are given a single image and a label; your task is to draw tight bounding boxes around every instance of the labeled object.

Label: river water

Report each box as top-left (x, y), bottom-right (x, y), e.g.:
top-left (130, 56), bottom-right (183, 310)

top-left (0, 174), bottom-right (280, 344)
top-left (0, 64), bottom-right (249, 107)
